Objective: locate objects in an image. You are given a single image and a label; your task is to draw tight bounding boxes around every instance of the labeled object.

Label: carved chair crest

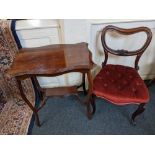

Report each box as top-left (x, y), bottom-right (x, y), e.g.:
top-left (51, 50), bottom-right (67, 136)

top-left (101, 25), bottom-right (152, 70)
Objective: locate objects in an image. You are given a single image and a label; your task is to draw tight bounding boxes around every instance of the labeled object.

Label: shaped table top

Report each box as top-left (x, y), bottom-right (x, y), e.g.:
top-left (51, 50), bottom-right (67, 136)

top-left (7, 42), bottom-right (93, 77)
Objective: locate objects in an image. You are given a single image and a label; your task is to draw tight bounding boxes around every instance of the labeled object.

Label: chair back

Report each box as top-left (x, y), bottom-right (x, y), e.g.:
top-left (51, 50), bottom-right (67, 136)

top-left (101, 25), bottom-right (152, 70)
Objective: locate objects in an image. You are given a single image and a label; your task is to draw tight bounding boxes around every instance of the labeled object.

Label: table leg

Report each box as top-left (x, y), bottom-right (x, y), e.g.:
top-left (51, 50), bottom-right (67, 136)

top-left (86, 70), bottom-right (95, 119)
top-left (31, 76), bottom-right (45, 100)
top-left (82, 73), bottom-right (87, 95)
top-left (16, 77), bottom-right (41, 127)
top-left (76, 73), bottom-right (87, 95)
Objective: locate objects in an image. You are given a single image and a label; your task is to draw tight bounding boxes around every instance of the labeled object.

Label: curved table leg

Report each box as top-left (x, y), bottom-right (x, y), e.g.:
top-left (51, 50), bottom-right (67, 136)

top-left (82, 73), bottom-right (87, 95)
top-left (31, 76), bottom-right (44, 101)
top-left (86, 70), bottom-right (94, 119)
top-left (16, 77), bottom-right (41, 127)
top-left (76, 73), bottom-right (87, 95)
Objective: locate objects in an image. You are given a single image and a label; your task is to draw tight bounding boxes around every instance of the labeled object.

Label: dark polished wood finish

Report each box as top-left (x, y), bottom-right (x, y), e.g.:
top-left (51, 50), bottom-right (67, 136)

top-left (89, 25), bottom-right (152, 124)
top-left (7, 43), bottom-right (93, 126)
top-left (131, 103), bottom-right (145, 125)
top-left (101, 25), bottom-right (152, 70)
top-left (8, 43), bottom-right (93, 76)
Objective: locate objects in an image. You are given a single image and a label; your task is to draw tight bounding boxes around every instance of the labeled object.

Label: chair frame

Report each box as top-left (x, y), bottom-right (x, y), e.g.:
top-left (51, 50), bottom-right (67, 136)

top-left (88, 25), bottom-right (152, 125)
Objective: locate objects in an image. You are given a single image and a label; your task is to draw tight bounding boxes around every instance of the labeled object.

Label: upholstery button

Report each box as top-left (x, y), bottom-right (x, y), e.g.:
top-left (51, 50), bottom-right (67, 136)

top-left (123, 80), bottom-right (127, 85)
top-left (111, 79), bottom-right (115, 82)
top-left (118, 73), bottom-right (122, 78)
top-left (132, 88), bottom-right (136, 92)
top-left (129, 75), bottom-right (133, 79)
top-left (118, 86), bottom-right (121, 90)
top-left (136, 82), bottom-right (141, 86)
top-left (103, 83), bottom-right (108, 87)
top-left (106, 71), bottom-right (110, 75)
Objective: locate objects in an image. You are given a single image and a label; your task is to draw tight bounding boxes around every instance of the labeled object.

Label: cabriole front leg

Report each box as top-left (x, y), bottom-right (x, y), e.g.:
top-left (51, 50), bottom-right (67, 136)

top-left (131, 103), bottom-right (146, 125)
top-left (16, 77), bottom-right (41, 127)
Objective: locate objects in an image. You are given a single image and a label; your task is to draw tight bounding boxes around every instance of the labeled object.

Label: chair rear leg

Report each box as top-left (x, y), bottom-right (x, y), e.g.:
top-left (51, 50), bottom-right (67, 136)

top-left (147, 78), bottom-right (155, 87)
top-left (91, 94), bottom-right (96, 115)
top-left (131, 103), bottom-right (146, 125)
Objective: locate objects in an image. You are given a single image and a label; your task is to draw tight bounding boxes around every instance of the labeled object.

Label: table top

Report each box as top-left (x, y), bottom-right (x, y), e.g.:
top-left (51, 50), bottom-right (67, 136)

top-left (7, 42), bottom-right (93, 77)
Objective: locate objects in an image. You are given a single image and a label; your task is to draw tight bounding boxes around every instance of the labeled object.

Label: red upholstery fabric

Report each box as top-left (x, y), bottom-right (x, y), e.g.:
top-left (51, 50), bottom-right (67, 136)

top-left (93, 65), bottom-right (149, 105)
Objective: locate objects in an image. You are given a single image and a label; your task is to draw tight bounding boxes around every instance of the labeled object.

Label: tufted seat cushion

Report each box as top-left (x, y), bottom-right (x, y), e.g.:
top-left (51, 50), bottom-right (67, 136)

top-left (93, 65), bottom-right (149, 105)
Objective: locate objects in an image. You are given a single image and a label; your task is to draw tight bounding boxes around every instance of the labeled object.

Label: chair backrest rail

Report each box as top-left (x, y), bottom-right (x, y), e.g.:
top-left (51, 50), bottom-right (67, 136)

top-left (101, 25), bottom-right (152, 70)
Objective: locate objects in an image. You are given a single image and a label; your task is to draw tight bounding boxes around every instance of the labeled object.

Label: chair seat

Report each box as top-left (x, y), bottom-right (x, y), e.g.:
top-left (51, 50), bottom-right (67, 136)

top-left (93, 65), bottom-right (149, 105)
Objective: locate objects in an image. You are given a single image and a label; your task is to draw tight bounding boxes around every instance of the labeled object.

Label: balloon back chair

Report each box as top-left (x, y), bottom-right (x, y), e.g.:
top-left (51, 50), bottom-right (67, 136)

top-left (88, 25), bottom-right (152, 125)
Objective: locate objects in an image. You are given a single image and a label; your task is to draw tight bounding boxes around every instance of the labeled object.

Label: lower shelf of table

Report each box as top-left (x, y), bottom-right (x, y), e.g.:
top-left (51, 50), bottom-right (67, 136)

top-left (42, 86), bottom-right (78, 97)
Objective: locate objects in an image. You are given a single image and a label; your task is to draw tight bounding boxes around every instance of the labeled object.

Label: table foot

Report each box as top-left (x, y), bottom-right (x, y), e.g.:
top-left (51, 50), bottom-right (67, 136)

top-left (34, 111), bottom-right (41, 127)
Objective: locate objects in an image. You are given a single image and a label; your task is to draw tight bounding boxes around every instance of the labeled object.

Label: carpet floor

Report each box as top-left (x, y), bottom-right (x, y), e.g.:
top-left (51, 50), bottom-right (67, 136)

top-left (30, 84), bottom-right (155, 135)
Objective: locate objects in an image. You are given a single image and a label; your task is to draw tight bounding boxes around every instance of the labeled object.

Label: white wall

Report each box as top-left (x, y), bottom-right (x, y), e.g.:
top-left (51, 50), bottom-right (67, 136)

top-left (16, 19), bottom-right (85, 88)
top-left (60, 19), bottom-right (155, 79)
top-left (16, 19), bottom-right (155, 88)
top-left (60, 19), bottom-right (88, 43)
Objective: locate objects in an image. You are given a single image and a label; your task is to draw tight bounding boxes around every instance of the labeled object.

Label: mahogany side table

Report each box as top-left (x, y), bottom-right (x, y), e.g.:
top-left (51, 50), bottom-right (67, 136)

top-left (7, 43), bottom-right (94, 126)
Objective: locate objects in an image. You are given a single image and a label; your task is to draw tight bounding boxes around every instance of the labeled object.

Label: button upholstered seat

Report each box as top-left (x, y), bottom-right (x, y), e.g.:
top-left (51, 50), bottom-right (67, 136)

top-left (87, 25), bottom-right (152, 124)
top-left (93, 64), bottom-right (149, 105)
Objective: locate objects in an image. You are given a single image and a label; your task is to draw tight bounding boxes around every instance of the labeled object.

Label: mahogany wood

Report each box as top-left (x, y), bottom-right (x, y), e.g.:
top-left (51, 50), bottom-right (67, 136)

top-left (89, 25), bottom-right (152, 124)
top-left (131, 103), bottom-right (146, 125)
top-left (101, 25), bottom-right (152, 70)
top-left (44, 86), bottom-right (78, 96)
top-left (8, 43), bottom-right (92, 77)
top-left (7, 43), bottom-right (93, 126)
